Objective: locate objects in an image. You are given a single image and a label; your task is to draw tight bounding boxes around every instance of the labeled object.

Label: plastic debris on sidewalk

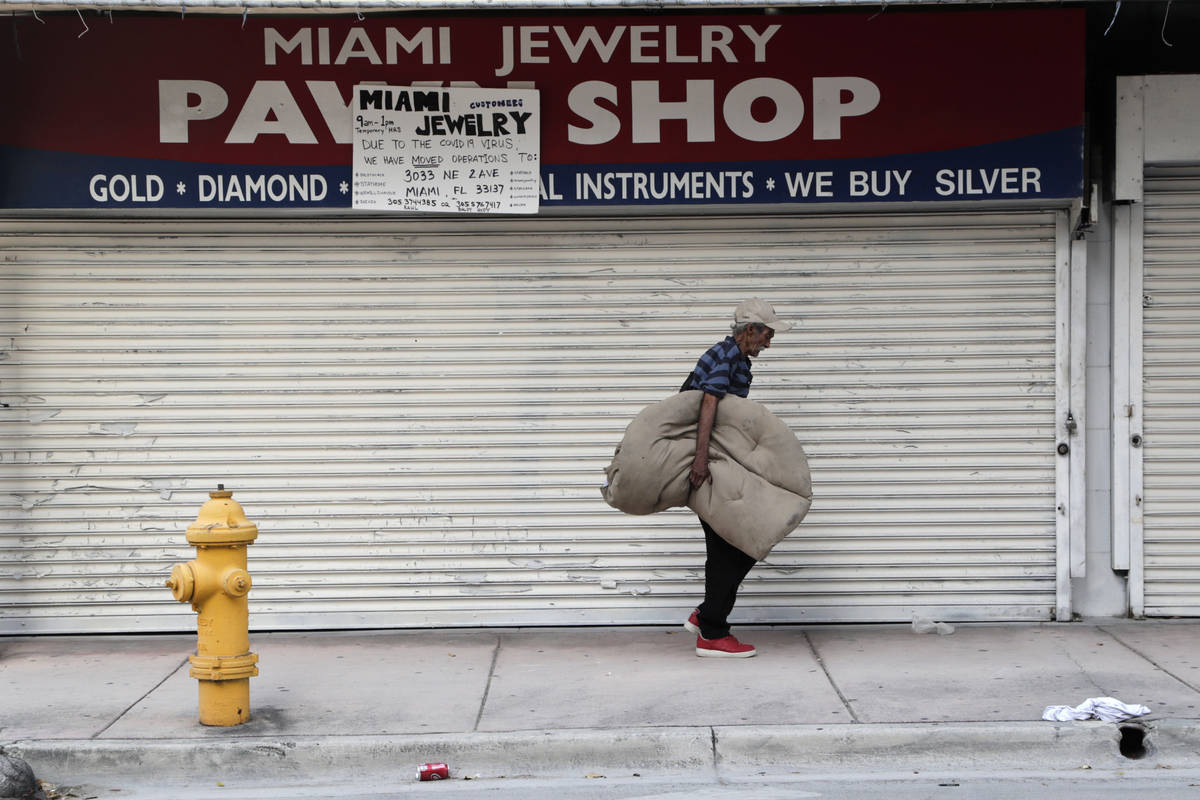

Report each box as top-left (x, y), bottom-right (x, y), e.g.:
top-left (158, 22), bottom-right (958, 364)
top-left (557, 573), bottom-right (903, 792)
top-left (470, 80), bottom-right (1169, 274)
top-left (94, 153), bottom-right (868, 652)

top-left (911, 614), bottom-right (955, 635)
top-left (1041, 696), bottom-right (1151, 722)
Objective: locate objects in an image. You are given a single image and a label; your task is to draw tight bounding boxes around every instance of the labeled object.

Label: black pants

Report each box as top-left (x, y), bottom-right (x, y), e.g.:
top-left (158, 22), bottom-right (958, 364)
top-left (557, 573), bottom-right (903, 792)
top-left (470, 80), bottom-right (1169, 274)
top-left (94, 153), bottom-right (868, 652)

top-left (697, 518), bottom-right (757, 640)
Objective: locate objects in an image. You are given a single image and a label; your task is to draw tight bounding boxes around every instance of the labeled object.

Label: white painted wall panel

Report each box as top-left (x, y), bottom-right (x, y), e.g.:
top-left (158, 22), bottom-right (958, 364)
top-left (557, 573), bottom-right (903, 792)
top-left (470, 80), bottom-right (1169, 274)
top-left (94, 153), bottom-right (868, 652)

top-left (1141, 168), bottom-right (1200, 615)
top-left (0, 213), bottom-right (1060, 633)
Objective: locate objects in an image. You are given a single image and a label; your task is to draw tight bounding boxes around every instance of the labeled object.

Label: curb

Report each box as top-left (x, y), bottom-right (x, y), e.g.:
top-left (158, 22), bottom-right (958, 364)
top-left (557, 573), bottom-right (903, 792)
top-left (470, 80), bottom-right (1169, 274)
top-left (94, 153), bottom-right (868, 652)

top-left (716, 721), bottom-right (1176, 772)
top-left (9, 728), bottom-right (715, 783)
top-left (10, 720), bottom-right (1198, 784)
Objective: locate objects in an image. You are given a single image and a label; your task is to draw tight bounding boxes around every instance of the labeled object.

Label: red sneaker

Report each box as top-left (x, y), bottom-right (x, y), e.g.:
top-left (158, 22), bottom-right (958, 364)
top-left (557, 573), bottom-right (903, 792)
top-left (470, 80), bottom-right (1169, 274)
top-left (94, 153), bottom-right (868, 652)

top-left (684, 609), bottom-right (701, 635)
top-left (695, 634), bottom-right (757, 658)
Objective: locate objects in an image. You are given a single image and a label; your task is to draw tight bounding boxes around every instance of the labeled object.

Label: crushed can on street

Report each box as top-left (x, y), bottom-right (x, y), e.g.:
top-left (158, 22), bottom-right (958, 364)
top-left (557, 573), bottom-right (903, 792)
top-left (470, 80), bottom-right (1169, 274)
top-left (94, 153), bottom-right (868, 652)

top-left (417, 763), bottom-right (450, 781)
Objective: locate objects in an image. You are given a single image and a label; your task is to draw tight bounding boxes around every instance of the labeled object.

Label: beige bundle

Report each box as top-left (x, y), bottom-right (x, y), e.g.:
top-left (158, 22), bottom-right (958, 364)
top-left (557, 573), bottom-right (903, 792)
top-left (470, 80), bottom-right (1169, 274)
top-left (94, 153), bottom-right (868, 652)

top-left (602, 391), bottom-right (812, 561)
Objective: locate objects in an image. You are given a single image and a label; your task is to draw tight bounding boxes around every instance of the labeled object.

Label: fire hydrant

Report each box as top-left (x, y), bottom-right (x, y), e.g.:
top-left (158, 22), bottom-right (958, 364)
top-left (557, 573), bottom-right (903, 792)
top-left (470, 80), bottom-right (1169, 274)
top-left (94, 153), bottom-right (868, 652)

top-left (164, 485), bottom-right (259, 726)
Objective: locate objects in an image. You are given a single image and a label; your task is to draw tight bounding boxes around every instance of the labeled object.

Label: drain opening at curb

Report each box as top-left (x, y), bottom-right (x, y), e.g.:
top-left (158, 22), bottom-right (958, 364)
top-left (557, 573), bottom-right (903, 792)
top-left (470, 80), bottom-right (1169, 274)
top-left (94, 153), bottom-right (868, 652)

top-left (1118, 724), bottom-right (1148, 760)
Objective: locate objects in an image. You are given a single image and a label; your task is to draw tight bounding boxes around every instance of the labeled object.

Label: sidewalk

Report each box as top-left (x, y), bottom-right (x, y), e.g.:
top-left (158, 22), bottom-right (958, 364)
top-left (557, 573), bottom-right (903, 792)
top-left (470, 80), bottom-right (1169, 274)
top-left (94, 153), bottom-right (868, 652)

top-left (4, 620), bottom-right (1200, 785)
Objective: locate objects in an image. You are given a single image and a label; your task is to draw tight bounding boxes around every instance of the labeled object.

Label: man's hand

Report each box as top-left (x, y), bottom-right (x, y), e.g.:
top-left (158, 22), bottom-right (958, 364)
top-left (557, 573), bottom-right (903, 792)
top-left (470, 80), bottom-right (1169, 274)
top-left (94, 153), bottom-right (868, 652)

top-left (689, 457), bottom-right (711, 489)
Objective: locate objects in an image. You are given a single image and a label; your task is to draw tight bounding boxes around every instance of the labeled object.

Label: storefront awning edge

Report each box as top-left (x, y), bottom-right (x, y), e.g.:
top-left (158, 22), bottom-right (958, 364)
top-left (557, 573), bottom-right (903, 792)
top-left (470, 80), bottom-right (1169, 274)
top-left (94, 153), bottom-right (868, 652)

top-left (0, 0), bottom-right (1102, 13)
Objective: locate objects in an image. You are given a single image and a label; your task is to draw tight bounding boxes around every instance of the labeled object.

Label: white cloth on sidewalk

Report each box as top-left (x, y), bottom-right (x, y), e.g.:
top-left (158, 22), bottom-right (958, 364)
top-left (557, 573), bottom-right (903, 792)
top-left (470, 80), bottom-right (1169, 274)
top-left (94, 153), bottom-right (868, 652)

top-left (1041, 696), bottom-right (1150, 722)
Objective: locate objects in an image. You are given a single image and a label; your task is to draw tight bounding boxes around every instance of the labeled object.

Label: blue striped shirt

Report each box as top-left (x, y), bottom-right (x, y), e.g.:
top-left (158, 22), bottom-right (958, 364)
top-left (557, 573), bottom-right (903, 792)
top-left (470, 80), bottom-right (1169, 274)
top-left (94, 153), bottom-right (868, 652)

top-left (681, 336), bottom-right (752, 398)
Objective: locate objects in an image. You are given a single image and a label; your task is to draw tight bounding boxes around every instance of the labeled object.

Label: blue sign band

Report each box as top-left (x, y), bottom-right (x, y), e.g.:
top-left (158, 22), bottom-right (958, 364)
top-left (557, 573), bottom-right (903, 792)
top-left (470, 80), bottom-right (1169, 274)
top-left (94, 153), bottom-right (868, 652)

top-left (0, 127), bottom-right (1081, 210)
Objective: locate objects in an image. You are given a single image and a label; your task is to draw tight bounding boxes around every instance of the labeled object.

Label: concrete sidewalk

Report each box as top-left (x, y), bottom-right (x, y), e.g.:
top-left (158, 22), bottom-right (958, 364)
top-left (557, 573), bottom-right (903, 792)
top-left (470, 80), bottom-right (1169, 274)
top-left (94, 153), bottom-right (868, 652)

top-left (4, 621), bottom-right (1200, 784)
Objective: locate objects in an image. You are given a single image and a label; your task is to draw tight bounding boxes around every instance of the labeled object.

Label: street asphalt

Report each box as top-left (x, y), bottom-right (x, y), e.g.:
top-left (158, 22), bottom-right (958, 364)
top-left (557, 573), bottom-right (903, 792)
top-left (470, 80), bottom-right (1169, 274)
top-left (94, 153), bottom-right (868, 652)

top-left (4, 620), bottom-right (1200, 788)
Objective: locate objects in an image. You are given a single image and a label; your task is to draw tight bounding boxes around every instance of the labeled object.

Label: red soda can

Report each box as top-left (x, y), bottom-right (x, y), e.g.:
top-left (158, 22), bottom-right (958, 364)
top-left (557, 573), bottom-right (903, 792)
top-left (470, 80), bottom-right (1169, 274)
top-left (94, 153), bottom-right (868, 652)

top-left (417, 763), bottom-right (450, 781)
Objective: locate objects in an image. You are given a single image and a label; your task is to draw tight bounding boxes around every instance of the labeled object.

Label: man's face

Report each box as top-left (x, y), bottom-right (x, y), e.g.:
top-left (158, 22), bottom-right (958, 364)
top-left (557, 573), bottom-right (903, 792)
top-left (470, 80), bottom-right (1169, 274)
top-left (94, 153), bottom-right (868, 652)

top-left (741, 324), bottom-right (774, 357)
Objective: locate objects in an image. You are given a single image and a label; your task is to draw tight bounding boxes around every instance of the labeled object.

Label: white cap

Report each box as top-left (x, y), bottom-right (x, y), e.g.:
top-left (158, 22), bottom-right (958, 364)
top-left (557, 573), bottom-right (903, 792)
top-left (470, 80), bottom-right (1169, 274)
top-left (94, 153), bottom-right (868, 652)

top-left (733, 298), bottom-right (793, 332)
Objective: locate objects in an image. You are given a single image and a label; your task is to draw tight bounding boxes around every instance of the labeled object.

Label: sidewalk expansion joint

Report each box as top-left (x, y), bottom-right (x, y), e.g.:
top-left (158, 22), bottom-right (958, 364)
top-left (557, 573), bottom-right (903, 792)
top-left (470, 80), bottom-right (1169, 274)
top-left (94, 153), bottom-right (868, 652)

top-left (91, 655), bottom-right (189, 739)
top-left (1100, 625), bottom-right (1200, 695)
top-left (804, 631), bottom-right (861, 723)
top-left (1059, 635), bottom-right (1110, 696)
top-left (473, 634), bottom-right (502, 732)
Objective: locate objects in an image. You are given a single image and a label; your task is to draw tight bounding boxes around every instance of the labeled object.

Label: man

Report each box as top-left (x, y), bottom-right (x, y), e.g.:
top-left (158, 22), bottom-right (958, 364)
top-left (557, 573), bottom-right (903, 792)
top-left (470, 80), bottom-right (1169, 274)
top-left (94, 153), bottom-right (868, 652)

top-left (680, 298), bottom-right (793, 658)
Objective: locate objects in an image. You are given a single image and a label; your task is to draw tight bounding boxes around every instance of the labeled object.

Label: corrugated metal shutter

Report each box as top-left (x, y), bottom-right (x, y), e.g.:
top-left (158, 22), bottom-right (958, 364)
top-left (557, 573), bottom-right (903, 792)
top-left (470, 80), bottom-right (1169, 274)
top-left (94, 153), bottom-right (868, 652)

top-left (1, 212), bottom-right (1061, 634)
top-left (1141, 167), bottom-right (1200, 615)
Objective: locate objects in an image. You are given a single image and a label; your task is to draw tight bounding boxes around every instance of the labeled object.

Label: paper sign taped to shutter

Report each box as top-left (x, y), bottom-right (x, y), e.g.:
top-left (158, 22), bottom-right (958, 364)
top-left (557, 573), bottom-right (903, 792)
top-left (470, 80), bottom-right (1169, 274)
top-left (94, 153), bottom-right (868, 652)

top-left (352, 85), bottom-right (540, 214)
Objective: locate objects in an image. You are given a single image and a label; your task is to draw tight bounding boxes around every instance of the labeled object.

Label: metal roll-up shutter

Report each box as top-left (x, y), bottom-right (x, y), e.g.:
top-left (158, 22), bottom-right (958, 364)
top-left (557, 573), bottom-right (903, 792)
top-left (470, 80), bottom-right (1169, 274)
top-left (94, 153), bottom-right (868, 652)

top-left (1, 211), bottom-right (1061, 634)
top-left (1141, 167), bottom-right (1200, 615)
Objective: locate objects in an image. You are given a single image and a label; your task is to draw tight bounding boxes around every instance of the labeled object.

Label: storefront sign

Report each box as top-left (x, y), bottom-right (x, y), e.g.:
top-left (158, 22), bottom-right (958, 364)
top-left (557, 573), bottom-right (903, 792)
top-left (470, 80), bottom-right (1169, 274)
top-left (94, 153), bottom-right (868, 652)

top-left (0, 9), bottom-right (1084, 210)
top-left (351, 85), bottom-right (540, 213)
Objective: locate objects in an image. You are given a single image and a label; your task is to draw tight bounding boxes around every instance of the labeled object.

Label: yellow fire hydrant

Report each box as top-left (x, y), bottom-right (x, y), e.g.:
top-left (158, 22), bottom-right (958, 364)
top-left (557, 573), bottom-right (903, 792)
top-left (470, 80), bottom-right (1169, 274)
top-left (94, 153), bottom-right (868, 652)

top-left (164, 485), bottom-right (259, 726)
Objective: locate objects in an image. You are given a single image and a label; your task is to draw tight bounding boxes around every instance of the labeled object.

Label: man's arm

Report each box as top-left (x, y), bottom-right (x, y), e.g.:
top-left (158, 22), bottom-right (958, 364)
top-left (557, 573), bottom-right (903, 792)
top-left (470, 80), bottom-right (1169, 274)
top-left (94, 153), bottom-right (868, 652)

top-left (689, 391), bottom-right (719, 489)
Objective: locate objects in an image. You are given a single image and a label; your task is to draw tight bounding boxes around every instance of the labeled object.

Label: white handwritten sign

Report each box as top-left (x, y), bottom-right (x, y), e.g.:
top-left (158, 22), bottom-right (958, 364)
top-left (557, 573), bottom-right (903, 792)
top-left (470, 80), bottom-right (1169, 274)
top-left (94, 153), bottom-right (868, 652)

top-left (352, 85), bottom-right (540, 214)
